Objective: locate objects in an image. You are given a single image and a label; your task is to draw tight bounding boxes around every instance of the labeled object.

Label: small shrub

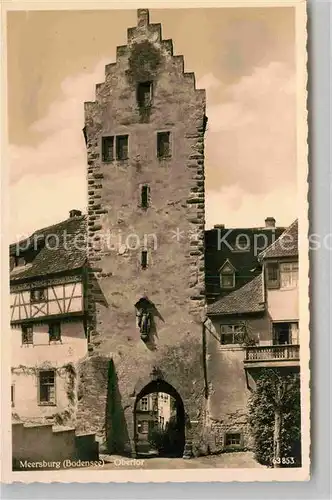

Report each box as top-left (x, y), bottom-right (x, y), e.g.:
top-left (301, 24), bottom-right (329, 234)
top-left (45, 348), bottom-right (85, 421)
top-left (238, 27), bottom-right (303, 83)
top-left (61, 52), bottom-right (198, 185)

top-left (148, 427), bottom-right (167, 454)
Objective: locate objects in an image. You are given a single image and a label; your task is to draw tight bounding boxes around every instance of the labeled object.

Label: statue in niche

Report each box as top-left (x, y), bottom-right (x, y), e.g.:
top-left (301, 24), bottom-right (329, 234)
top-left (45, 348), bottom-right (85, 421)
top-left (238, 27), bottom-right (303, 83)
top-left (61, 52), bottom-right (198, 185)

top-left (135, 296), bottom-right (153, 342)
top-left (137, 309), bottom-right (151, 341)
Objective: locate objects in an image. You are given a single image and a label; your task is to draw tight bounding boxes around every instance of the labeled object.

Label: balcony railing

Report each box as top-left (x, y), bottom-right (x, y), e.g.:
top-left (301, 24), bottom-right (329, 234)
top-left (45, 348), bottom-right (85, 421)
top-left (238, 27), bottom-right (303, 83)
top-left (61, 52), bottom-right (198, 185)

top-left (244, 344), bottom-right (300, 365)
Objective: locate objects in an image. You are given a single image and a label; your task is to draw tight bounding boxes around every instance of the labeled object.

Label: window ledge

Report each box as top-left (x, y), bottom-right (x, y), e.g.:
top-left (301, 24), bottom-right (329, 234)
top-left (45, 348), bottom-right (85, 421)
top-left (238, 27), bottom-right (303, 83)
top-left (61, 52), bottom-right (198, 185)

top-left (38, 403), bottom-right (56, 407)
top-left (115, 159), bottom-right (129, 165)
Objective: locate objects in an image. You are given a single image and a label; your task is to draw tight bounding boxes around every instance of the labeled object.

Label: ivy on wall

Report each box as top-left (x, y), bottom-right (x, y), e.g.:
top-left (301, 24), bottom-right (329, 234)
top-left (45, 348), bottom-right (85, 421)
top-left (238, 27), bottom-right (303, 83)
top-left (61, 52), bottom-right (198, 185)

top-left (63, 363), bottom-right (76, 405)
top-left (12, 363), bottom-right (77, 427)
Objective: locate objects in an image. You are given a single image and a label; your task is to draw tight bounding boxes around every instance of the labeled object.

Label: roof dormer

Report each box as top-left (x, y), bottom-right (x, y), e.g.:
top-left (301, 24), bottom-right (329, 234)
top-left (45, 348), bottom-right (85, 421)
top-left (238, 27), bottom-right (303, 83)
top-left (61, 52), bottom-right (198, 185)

top-left (219, 260), bottom-right (236, 290)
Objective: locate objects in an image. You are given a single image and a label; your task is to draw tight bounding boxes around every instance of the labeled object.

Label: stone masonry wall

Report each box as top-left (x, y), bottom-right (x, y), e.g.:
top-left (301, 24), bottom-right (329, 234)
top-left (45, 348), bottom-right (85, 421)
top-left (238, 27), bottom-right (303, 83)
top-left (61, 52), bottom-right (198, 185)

top-left (78, 9), bottom-right (207, 455)
top-left (203, 316), bottom-right (265, 453)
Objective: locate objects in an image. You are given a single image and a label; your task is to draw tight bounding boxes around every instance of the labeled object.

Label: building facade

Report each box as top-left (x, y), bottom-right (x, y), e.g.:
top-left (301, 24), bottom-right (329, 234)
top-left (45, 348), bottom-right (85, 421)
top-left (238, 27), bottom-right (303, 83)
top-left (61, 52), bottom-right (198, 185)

top-left (10, 211), bottom-right (88, 427)
top-left (135, 392), bottom-right (171, 452)
top-left (205, 220), bottom-right (300, 452)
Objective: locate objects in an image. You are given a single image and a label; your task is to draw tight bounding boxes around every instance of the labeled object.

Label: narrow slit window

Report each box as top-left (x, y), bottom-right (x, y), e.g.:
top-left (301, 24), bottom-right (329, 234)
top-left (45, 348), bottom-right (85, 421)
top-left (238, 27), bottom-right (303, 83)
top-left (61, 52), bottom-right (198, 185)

top-left (137, 82), bottom-right (152, 108)
top-left (141, 185), bottom-right (149, 208)
top-left (102, 136), bottom-right (114, 162)
top-left (157, 132), bottom-right (171, 159)
top-left (116, 135), bottom-right (129, 160)
top-left (11, 385), bottom-right (15, 407)
top-left (141, 250), bottom-right (148, 269)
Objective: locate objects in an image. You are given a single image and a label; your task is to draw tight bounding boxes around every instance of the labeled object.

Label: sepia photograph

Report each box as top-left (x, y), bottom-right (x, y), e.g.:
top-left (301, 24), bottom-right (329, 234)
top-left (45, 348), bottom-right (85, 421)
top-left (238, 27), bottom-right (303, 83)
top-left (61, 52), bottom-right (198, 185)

top-left (2, 1), bottom-right (309, 483)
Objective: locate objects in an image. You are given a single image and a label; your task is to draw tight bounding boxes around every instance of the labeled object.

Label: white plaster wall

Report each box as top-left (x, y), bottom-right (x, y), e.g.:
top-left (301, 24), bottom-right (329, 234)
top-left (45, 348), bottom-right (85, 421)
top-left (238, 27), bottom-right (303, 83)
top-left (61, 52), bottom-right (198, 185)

top-left (11, 369), bottom-right (70, 420)
top-left (158, 394), bottom-right (171, 424)
top-left (267, 287), bottom-right (298, 321)
top-left (11, 320), bottom-right (87, 422)
top-left (12, 321), bottom-right (87, 367)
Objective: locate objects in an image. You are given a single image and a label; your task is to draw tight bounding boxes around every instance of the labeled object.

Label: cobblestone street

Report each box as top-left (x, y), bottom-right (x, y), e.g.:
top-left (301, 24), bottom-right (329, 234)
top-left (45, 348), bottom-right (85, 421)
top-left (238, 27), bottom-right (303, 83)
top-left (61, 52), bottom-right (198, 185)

top-left (96, 452), bottom-right (265, 470)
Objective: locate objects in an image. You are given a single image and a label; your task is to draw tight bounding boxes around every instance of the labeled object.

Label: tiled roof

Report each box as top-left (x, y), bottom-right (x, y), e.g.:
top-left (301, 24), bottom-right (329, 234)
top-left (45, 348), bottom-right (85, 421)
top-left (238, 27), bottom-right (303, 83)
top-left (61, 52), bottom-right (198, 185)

top-left (259, 219), bottom-right (298, 260)
top-left (10, 215), bottom-right (87, 282)
top-left (207, 274), bottom-right (265, 316)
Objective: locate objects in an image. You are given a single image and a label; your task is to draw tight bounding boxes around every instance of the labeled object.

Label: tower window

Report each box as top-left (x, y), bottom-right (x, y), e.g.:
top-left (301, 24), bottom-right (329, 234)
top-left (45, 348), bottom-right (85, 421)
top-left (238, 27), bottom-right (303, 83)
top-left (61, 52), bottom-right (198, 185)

top-left (116, 135), bottom-right (129, 160)
top-left (102, 136), bottom-right (114, 162)
top-left (157, 132), bottom-right (171, 159)
top-left (141, 250), bottom-right (148, 269)
top-left (137, 81), bottom-right (152, 108)
top-left (141, 185), bottom-right (149, 208)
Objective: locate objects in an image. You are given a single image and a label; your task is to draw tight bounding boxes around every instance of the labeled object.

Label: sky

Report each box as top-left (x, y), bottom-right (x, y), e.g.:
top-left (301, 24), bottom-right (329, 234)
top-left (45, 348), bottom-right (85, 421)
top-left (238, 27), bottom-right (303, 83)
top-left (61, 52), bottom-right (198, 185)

top-left (7, 7), bottom-right (297, 241)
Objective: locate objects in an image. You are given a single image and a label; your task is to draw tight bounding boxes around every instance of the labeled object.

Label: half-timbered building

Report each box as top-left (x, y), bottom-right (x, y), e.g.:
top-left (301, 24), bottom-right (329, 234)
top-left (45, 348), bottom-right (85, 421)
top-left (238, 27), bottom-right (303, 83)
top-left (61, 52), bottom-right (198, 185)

top-left (10, 210), bottom-right (88, 426)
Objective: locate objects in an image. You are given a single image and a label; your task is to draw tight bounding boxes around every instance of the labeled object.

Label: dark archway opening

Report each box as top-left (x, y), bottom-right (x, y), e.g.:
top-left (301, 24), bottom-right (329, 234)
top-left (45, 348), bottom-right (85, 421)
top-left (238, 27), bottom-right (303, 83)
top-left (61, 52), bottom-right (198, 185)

top-left (134, 380), bottom-right (185, 458)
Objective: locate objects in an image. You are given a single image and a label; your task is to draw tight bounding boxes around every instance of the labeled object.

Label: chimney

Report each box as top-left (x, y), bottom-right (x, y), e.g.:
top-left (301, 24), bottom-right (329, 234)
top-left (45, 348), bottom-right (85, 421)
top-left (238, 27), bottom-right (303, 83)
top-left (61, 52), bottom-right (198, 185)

top-left (214, 224), bottom-right (225, 229)
top-left (69, 209), bottom-right (82, 218)
top-left (265, 217), bottom-right (276, 228)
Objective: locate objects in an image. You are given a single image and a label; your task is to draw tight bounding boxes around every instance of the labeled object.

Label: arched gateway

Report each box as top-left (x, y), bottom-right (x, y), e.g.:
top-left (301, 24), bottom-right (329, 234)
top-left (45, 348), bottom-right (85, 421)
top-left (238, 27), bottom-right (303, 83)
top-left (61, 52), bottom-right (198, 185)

top-left (134, 380), bottom-right (185, 458)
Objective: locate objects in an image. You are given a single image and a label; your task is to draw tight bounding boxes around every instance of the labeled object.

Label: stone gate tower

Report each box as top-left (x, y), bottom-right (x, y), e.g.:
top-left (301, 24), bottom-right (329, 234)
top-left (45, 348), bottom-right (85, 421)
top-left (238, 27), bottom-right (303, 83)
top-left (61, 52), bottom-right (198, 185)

top-left (78, 9), bottom-right (207, 457)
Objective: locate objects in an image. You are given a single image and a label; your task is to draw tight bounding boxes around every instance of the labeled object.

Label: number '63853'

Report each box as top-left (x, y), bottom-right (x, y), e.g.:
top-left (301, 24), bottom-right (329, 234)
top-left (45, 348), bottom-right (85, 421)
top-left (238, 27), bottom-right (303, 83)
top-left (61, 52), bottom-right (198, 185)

top-left (272, 457), bottom-right (295, 465)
